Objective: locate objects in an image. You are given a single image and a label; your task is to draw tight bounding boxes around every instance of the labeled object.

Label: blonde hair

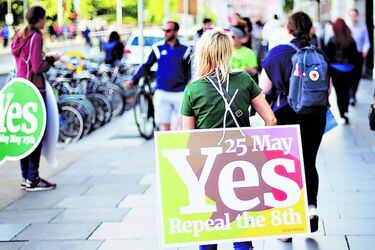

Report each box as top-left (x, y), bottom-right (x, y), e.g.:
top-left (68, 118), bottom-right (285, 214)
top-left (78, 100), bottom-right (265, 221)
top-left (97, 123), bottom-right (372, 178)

top-left (194, 29), bottom-right (233, 81)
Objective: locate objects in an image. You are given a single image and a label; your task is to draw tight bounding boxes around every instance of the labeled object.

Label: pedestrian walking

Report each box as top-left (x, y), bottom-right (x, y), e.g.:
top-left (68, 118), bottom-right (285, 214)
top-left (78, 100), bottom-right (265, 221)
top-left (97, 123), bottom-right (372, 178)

top-left (103, 31), bottom-right (124, 66)
top-left (181, 29), bottom-right (277, 250)
top-left (241, 17), bottom-right (253, 49)
top-left (11, 6), bottom-right (58, 191)
top-left (48, 23), bottom-right (55, 41)
top-left (347, 8), bottom-right (370, 105)
top-left (82, 26), bottom-right (92, 47)
top-left (196, 18), bottom-right (213, 39)
top-left (1, 24), bottom-right (10, 48)
top-left (259, 11), bottom-right (330, 239)
top-left (229, 26), bottom-right (258, 79)
top-left (125, 21), bottom-right (191, 131)
top-left (325, 18), bottom-right (357, 124)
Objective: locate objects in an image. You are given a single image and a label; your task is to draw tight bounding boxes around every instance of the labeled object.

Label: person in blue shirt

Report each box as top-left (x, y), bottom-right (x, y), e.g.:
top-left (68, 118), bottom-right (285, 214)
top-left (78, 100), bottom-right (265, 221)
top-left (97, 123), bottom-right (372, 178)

top-left (1, 25), bottom-right (10, 48)
top-left (125, 21), bottom-right (191, 131)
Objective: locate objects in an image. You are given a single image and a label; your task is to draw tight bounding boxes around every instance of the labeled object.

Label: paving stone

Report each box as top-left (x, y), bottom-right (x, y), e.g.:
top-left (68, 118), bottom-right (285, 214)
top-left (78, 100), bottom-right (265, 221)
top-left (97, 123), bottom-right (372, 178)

top-left (331, 180), bottom-right (375, 192)
top-left (347, 236), bottom-right (375, 250)
top-left (51, 208), bottom-right (129, 223)
top-left (4, 195), bottom-right (62, 210)
top-left (0, 224), bottom-right (29, 241)
top-left (22, 185), bottom-right (90, 200)
top-left (84, 175), bottom-right (143, 186)
top-left (317, 204), bottom-right (340, 219)
top-left (338, 204), bottom-right (375, 218)
top-left (49, 175), bottom-right (91, 186)
top-left (98, 239), bottom-right (160, 250)
top-left (21, 240), bottom-right (103, 250)
top-left (109, 166), bottom-right (154, 175)
top-left (53, 195), bottom-right (125, 209)
top-left (318, 192), bottom-right (375, 204)
top-left (0, 209), bottom-right (62, 223)
top-left (89, 220), bottom-right (157, 240)
top-left (84, 183), bottom-right (148, 196)
top-left (58, 166), bottom-right (113, 176)
top-left (0, 242), bottom-right (26, 250)
top-left (139, 173), bottom-right (156, 185)
top-left (121, 207), bottom-right (156, 221)
top-left (263, 236), bottom-right (348, 250)
top-left (324, 218), bottom-right (375, 235)
top-left (13, 223), bottom-right (99, 240)
top-left (118, 194), bottom-right (156, 208)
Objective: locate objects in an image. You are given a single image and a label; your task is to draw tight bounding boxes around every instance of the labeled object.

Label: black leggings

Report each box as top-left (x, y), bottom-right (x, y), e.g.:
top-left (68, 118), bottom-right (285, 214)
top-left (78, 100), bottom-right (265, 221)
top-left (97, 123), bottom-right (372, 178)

top-left (331, 69), bottom-right (354, 117)
top-left (275, 107), bottom-right (326, 206)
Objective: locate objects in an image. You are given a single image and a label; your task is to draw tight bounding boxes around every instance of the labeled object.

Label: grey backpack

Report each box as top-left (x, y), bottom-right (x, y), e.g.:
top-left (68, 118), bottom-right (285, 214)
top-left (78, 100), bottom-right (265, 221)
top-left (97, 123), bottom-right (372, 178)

top-left (286, 43), bottom-right (329, 114)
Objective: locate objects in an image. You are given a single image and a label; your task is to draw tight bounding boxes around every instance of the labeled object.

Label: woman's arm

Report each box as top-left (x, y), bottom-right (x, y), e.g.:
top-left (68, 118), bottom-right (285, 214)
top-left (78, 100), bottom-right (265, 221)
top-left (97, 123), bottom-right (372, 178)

top-left (259, 69), bottom-right (273, 94)
top-left (251, 94), bottom-right (277, 126)
top-left (182, 115), bottom-right (196, 130)
top-left (30, 34), bottom-right (52, 74)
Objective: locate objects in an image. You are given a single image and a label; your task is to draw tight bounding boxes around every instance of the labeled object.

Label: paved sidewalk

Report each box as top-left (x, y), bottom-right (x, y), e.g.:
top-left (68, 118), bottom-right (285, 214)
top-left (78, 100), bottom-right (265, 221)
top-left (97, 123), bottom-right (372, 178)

top-left (0, 79), bottom-right (374, 250)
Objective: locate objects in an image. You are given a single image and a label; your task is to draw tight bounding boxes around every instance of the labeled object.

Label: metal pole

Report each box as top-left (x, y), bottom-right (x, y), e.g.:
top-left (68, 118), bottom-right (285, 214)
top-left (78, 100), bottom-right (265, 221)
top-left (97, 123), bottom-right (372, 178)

top-left (165, 0), bottom-right (170, 22)
top-left (197, 0), bottom-right (203, 25)
top-left (7, 0), bottom-right (11, 14)
top-left (23, 0), bottom-right (27, 21)
top-left (183, 0), bottom-right (188, 29)
top-left (138, 0), bottom-right (144, 63)
top-left (117, 0), bottom-right (122, 28)
top-left (57, 0), bottom-right (63, 26)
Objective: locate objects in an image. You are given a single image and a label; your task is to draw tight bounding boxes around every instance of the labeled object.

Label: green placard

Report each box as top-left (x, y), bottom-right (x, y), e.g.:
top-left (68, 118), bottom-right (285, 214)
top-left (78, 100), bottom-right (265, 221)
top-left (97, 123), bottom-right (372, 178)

top-left (0, 78), bottom-right (47, 165)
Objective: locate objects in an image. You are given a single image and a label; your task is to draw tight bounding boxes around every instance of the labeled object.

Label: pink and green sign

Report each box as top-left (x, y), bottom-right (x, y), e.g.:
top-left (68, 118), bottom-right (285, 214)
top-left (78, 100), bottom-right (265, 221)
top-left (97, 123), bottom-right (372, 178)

top-left (155, 125), bottom-right (309, 247)
top-left (0, 78), bottom-right (46, 165)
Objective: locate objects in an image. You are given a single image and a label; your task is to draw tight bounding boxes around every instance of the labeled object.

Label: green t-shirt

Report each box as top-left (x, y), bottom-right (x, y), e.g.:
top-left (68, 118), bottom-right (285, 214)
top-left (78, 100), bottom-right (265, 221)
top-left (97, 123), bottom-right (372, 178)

top-left (181, 71), bottom-right (262, 129)
top-left (230, 46), bottom-right (258, 71)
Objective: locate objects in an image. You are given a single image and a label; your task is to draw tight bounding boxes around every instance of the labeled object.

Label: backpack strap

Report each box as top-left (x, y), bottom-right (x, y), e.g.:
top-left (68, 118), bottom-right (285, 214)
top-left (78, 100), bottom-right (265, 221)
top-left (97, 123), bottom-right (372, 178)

top-left (286, 42), bottom-right (301, 52)
top-left (206, 75), bottom-right (249, 127)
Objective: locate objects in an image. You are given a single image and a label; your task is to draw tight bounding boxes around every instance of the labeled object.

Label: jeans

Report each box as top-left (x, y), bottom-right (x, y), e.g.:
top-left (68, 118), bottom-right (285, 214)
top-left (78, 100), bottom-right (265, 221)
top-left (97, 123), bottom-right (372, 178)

top-left (20, 91), bottom-right (46, 182)
top-left (200, 241), bottom-right (253, 250)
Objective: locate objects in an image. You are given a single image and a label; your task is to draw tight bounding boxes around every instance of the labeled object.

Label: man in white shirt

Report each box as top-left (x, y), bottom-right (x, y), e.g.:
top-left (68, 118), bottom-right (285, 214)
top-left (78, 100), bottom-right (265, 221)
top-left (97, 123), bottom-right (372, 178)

top-left (347, 8), bottom-right (371, 106)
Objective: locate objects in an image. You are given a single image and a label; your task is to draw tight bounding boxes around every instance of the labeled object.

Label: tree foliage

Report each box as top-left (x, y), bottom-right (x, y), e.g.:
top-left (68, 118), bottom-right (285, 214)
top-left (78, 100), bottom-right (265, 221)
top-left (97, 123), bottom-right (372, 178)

top-left (3, 0), bottom-right (180, 26)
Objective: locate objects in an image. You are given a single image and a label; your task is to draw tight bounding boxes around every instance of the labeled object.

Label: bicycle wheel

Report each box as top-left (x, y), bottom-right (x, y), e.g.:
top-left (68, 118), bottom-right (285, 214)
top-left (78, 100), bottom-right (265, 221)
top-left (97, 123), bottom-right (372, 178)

top-left (87, 93), bottom-right (112, 130)
top-left (97, 84), bottom-right (125, 117)
top-left (59, 105), bottom-right (84, 143)
top-left (133, 91), bottom-right (155, 140)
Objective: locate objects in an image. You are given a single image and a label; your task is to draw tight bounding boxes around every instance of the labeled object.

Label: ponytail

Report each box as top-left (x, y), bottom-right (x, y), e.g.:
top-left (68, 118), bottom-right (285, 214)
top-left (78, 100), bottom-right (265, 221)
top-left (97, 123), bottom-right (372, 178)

top-left (19, 6), bottom-right (46, 39)
top-left (287, 12), bottom-right (313, 47)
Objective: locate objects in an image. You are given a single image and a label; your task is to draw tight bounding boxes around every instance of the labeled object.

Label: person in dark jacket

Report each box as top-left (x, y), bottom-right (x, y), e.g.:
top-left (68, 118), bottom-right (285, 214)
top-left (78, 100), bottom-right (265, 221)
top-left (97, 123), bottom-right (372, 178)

top-left (103, 31), bottom-right (124, 65)
top-left (125, 21), bottom-right (191, 131)
top-left (259, 12), bottom-right (331, 239)
top-left (11, 6), bottom-right (58, 191)
top-left (324, 18), bottom-right (358, 124)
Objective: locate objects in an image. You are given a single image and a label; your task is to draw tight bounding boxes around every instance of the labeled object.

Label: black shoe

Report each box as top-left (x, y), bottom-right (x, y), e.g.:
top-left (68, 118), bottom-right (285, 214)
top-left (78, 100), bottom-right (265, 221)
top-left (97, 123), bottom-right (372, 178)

top-left (350, 98), bottom-right (356, 106)
top-left (310, 215), bottom-right (319, 232)
top-left (343, 116), bottom-right (350, 125)
top-left (279, 238), bottom-right (293, 242)
top-left (25, 178), bottom-right (57, 192)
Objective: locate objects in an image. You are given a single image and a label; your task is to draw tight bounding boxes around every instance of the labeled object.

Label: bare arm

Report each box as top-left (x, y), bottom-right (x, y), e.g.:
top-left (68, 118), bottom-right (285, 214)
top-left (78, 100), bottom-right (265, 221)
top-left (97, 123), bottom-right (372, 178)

top-left (328, 77), bottom-right (333, 96)
top-left (251, 94), bottom-right (277, 126)
top-left (182, 115), bottom-right (196, 130)
top-left (259, 69), bottom-right (273, 94)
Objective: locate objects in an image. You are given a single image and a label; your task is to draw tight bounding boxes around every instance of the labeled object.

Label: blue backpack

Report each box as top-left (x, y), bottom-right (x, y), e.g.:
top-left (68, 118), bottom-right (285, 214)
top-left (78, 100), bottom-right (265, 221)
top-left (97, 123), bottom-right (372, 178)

top-left (285, 43), bottom-right (329, 114)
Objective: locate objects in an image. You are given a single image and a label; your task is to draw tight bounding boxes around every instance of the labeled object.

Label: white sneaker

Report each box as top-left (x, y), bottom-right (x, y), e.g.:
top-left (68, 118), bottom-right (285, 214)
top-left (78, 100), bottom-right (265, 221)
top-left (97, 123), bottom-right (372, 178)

top-left (21, 178), bottom-right (27, 190)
